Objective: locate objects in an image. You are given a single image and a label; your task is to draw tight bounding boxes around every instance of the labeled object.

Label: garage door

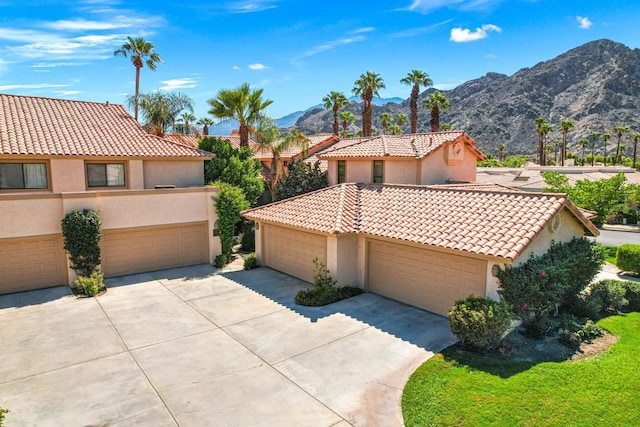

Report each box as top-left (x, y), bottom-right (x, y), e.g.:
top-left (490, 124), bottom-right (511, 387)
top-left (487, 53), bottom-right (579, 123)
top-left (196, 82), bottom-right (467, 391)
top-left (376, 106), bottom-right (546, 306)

top-left (102, 223), bottom-right (208, 277)
top-left (0, 235), bottom-right (67, 294)
top-left (263, 224), bottom-right (327, 283)
top-left (368, 240), bottom-right (486, 316)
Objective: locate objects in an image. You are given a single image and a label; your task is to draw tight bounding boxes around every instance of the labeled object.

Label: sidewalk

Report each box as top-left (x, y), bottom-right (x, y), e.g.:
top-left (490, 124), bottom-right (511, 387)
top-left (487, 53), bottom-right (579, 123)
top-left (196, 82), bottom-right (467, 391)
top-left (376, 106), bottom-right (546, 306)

top-left (595, 262), bottom-right (640, 283)
top-left (602, 224), bottom-right (640, 233)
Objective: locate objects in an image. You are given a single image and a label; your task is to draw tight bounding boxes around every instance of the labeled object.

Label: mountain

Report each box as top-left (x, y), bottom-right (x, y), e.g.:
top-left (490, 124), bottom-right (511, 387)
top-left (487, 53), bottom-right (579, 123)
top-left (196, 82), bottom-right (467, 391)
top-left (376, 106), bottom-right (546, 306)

top-left (292, 39), bottom-right (640, 157)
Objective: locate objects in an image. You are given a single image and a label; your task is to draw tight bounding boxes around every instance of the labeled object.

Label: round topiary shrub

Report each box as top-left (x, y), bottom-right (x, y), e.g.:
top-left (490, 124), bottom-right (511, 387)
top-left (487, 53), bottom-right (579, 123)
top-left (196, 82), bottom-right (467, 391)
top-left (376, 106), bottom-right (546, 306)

top-left (448, 296), bottom-right (512, 353)
top-left (61, 209), bottom-right (102, 277)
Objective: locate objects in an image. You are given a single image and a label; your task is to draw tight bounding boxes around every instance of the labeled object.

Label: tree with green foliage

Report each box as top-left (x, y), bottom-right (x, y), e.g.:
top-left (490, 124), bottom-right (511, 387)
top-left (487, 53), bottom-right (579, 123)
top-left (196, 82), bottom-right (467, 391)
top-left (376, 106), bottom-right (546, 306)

top-left (631, 132), bottom-right (640, 169)
top-left (377, 112), bottom-right (393, 134)
top-left (339, 111), bottom-right (355, 138)
top-left (440, 123), bottom-right (452, 131)
top-left (198, 137), bottom-right (264, 206)
top-left (214, 182), bottom-right (249, 264)
top-left (322, 91), bottom-right (349, 136)
top-left (176, 112), bottom-right (197, 135)
top-left (395, 112), bottom-right (408, 132)
top-left (114, 36), bottom-right (162, 122)
top-left (589, 131), bottom-right (601, 166)
top-left (208, 83), bottom-right (273, 147)
top-left (275, 159), bottom-right (328, 201)
top-left (578, 138), bottom-right (589, 165)
top-left (559, 119), bottom-right (575, 166)
top-left (61, 209), bottom-right (102, 277)
top-left (400, 70), bottom-right (432, 134)
top-left (613, 126), bottom-right (630, 166)
top-left (388, 124), bottom-right (401, 135)
top-left (422, 90), bottom-right (450, 132)
top-left (496, 143), bottom-right (506, 162)
top-left (535, 117), bottom-right (548, 165)
top-left (197, 117), bottom-right (215, 136)
top-left (353, 71), bottom-right (385, 137)
top-left (128, 91), bottom-right (193, 136)
top-left (602, 133), bottom-right (612, 166)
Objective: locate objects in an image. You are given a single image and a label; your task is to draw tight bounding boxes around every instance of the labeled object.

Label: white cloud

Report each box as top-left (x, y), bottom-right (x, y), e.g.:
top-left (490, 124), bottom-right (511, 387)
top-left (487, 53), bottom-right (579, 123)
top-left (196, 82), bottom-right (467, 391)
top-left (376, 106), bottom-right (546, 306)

top-left (299, 35), bottom-right (367, 58)
top-left (389, 19), bottom-right (452, 38)
top-left (225, 1), bottom-right (278, 13)
top-left (232, 65), bottom-right (240, 70)
top-left (158, 78), bottom-right (199, 90)
top-left (577, 16), bottom-right (593, 29)
top-left (32, 62), bottom-right (89, 68)
top-left (485, 53), bottom-right (497, 59)
top-left (352, 27), bottom-right (376, 34)
top-left (44, 18), bottom-right (126, 31)
top-left (434, 82), bottom-right (461, 90)
top-left (450, 24), bottom-right (502, 42)
top-left (404, 0), bottom-right (502, 14)
top-left (248, 63), bottom-right (266, 70)
top-left (54, 90), bottom-right (82, 96)
top-left (0, 83), bottom-right (69, 90)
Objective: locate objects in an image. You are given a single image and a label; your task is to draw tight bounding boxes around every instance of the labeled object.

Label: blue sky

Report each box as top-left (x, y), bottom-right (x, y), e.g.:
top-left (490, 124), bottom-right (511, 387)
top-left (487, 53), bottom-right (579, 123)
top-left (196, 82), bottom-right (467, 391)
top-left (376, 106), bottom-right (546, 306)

top-left (1, 0), bottom-right (639, 120)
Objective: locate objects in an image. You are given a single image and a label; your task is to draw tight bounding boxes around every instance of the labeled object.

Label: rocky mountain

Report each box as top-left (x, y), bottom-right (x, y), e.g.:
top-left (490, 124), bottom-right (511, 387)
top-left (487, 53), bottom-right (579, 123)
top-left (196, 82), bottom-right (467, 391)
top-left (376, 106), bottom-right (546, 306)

top-left (292, 39), bottom-right (640, 157)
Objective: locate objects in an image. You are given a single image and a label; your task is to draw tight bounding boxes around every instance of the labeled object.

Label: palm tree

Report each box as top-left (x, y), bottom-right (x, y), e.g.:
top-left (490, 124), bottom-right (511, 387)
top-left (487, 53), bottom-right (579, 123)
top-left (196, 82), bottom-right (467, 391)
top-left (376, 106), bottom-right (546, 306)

top-left (377, 112), bottom-right (393, 135)
top-left (400, 70), bottom-right (433, 134)
top-left (496, 143), bottom-right (506, 163)
top-left (339, 111), bottom-right (356, 138)
top-left (578, 138), bottom-right (589, 165)
top-left (541, 123), bottom-right (554, 165)
top-left (422, 91), bottom-right (450, 132)
top-left (631, 132), bottom-right (640, 169)
top-left (388, 124), bottom-right (401, 135)
top-left (613, 126), bottom-right (630, 166)
top-left (208, 83), bottom-right (273, 147)
top-left (114, 36), bottom-right (163, 122)
top-left (197, 117), bottom-right (215, 136)
top-left (535, 117), bottom-right (548, 165)
top-left (589, 131), bottom-right (601, 166)
top-left (255, 117), bottom-right (308, 201)
top-left (559, 119), bottom-right (575, 166)
top-left (352, 71), bottom-right (385, 137)
top-left (176, 112), bottom-right (197, 134)
top-left (395, 112), bottom-right (408, 133)
top-left (322, 91), bottom-right (349, 136)
top-left (129, 91), bottom-right (193, 136)
top-left (553, 140), bottom-right (563, 165)
top-left (602, 133), bottom-right (611, 166)
top-left (440, 123), bottom-right (452, 131)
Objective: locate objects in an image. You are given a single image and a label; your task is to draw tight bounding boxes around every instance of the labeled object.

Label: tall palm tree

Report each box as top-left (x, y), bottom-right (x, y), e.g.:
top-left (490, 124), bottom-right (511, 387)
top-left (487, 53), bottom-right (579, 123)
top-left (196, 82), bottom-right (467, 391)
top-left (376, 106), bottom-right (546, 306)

top-left (553, 140), bottom-right (563, 165)
top-left (559, 119), bottom-right (575, 166)
top-left (322, 91), bottom-right (349, 136)
top-left (388, 124), bottom-right (401, 135)
top-left (589, 131), bottom-right (601, 166)
top-left (422, 91), bottom-right (450, 133)
top-left (631, 132), bottom-right (640, 169)
top-left (114, 36), bottom-right (163, 122)
top-left (208, 83), bottom-right (273, 147)
top-left (255, 117), bottom-right (308, 201)
top-left (339, 111), bottom-right (356, 138)
top-left (535, 117), bottom-right (548, 165)
top-left (352, 71), bottom-right (385, 137)
top-left (496, 143), bottom-right (506, 163)
top-left (578, 138), bottom-right (589, 165)
top-left (176, 112), bottom-right (197, 134)
top-left (602, 133), bottom-right (611, 166)
top-left (128, 91), bottom-right (193, 136)
top-left (440, 123), bottom-right (452, 131)
top-left (377, 112), bottom-right (393, 135)
top-left (400, 70), bottom-right (433, 134)
top-left (613, 126), bottom-right (630, 166)
top-left (541, 123), bottom-right (554, 165)
top-left (395, 112), bottom-right (408, 133)
top-left (197, 117), bottom-right (215, 136)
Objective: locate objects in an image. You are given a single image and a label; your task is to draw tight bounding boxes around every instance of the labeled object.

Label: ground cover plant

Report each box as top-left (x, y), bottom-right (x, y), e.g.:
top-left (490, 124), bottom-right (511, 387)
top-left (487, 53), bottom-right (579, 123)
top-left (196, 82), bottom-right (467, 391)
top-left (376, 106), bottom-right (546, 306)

top-left (402, 313), bottom-right (640, 427)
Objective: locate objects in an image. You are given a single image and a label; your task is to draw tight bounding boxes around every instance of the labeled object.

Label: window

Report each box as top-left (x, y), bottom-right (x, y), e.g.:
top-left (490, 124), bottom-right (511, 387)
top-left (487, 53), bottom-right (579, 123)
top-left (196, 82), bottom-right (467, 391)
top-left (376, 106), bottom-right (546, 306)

top-left (0, 163), bottom-right (47, 189)
top-left (87, 163), bottom-right (125, 188)
top-left (373, 160), bottom-right (384, 184)
top-left (337, 160), bottom-right (346, 184)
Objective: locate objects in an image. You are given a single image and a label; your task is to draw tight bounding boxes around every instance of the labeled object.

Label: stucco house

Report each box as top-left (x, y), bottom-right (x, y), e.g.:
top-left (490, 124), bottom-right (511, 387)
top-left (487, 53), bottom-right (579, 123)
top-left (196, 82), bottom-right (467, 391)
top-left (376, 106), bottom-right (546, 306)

top-left (0, 94), bottom-right (221, 295)
top-left (317, 131), bottom-right (485, 186)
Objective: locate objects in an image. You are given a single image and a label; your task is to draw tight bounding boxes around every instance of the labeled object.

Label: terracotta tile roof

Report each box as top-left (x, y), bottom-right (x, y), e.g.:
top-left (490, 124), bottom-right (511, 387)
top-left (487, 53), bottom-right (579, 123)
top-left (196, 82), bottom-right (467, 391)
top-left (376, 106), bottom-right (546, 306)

top-left (162, 134), bottom-right (203, 148)
top-left (254, 133), bottom-right (339, 160)
top-left (316, 131), bottom-right (485, 160)
top-left (435, 182), bottom-right (524, 192)
top-left (243, 183), bottom-right (599, 261)
top-left (0, 94), bottom-right (212, 158)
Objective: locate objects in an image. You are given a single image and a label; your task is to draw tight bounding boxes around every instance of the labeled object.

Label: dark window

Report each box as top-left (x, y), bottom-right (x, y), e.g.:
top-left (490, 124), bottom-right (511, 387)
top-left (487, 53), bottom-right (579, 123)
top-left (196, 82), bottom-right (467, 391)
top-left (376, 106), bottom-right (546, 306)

top-left (337, 160), bottom-right (346, 184)
top-left (87, 163), bottom-right (125, 187)
top-left (0, 163), bottom-right (47, 189)
top-left (373, 160), bottom-right (384, 183)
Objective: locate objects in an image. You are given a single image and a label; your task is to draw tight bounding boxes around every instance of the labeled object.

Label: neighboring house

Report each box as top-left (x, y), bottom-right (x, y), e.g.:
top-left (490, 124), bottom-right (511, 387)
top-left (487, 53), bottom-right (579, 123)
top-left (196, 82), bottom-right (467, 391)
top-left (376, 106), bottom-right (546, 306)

top-left (163, 133), bottom-right (258, 151)
top-left (317, 131), bottom-right (485, 186)
top-left (243, 183), bottom-right (599, 316)
top-left (253, 133), bottom-right (339, 172)
top-left (0, 94), bottom-right (221, 295)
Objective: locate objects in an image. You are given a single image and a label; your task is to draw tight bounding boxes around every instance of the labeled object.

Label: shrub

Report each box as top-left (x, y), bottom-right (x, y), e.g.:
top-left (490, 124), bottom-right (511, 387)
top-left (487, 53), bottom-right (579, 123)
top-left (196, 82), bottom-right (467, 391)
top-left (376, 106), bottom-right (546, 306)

top-left (447, 296), bottom-right (512, 353)
top-left (617, 244), bottom-right (640, 274)
top-left (590, 280), bottom-right (629, 314)
top-left (295, 258), bottom-right (362, 306)
top-left (74, 272), bottom-right (104, 297)
top-left (214, 254), bottom-right (227, 268)
top-left (0, 407), bottom-right (8, 427)
top-left (622, 281), bottom-right (640, 312)
top-left (558, 315), bottom-right (605, 348)
top-left (241, 222), bottom-right (255, 252)
top-left (61, 209), bottom-right (102, 277)
top-left (214, 182), bottom-right (250, 261)
top-left (244, 253), bottom-right (258, 270)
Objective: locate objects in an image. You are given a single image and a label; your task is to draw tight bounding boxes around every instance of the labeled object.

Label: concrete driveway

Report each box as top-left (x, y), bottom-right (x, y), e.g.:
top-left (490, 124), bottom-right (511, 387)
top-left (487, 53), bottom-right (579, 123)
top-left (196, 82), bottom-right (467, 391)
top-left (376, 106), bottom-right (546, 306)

top-left (0, 264), bottom-right (455, 426)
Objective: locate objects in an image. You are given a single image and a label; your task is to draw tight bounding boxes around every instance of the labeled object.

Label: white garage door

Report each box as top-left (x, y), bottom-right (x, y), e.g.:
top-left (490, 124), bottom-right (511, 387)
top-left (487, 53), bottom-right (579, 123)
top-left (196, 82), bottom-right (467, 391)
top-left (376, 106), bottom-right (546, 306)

top-left (262, 224), bottom-right (327, 283)
top-left (102, 223), bottom-right (208, 277)
top-left (368, 239), bottom-right (486, 316)
top-left (0, 235), bottom-right (67, 294)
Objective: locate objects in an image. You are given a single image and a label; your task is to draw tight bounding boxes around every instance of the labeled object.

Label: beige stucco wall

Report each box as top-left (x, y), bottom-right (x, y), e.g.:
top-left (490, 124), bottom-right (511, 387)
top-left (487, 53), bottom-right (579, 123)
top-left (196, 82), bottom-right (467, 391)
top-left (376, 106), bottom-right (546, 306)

top-left (50, 159), bottom-right (86, 193)
top-left (0, 195), bottom-right (64, 238)
top-left (420, 145), bottom-right (477, 184)
top-left (129, 160), bottom-right (145, 189)
top-left (143, 160), bottom-right (204, 188)
top-left (326, 234), bottom-right (358, 286)
top-left (383, 159), bottom-right (419, 185)
top-left (327, 159), bottom-right (374, 185)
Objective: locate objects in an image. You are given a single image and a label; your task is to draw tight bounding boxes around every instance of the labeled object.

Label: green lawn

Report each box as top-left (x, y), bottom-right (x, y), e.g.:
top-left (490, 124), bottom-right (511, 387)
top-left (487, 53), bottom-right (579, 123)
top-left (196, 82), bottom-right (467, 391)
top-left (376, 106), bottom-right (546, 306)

top-left (602, 245), bottom-right (618, 265)
top-left (402, 313), bottom-right (640, 427)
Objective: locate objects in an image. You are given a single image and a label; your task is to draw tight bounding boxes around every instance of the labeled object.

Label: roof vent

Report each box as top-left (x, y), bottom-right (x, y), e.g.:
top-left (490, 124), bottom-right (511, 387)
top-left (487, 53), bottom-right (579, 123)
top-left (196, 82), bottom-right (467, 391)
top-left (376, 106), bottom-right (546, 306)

top-left (105, 101), bottom-right (109, 106)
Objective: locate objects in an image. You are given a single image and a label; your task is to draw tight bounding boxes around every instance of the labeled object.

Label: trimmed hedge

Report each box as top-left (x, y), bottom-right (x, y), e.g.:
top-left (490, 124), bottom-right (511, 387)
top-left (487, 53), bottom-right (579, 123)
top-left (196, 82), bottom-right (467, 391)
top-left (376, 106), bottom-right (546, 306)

top-left (617, 244), bottom-right (640, 274)
top-left (623, 281), bottom-right (640, 312)
top-left (244, 253), bottom-right (258, 270)
top-left (448, 296), bottom-right (512, 353)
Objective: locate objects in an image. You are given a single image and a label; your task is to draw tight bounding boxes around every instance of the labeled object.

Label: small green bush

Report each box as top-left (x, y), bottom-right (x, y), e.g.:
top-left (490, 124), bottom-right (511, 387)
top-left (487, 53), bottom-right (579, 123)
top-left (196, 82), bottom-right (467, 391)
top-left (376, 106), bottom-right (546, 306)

top-left (214, 254), bottom-right (227, 268)
top-left (622, 281), bottom-right (640, 312)
top-left (241, 222), bottom-right (255, 252)
top-left (295, 258), bottom-right (362, 306)
top-left (447, 296), bottom-right (512, 353)
top-left (590, 280), bottom-right (628, 314)
top-left (74, 272), bottom-right (104, 297)
top-left (0, 407), bottom-right (8, 427)
top-left (244, 253), bottom-right (258, 270)
top-left (617, 244), bottom-right (640, 274)
top-left (559, 315), bottom-right (605, 348)
top-left (61, 209), bottom-right (102, 277)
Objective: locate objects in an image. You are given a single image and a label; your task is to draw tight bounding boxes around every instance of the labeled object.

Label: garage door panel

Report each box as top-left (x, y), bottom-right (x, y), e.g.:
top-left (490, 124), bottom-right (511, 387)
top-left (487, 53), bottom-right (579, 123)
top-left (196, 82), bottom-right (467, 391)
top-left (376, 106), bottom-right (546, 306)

top-left (102, 223), bottom-right (208, 277)
top-left (263, 225), bottom-right (326, 283)
top-left (368, 240), bottom-right (486, 316)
